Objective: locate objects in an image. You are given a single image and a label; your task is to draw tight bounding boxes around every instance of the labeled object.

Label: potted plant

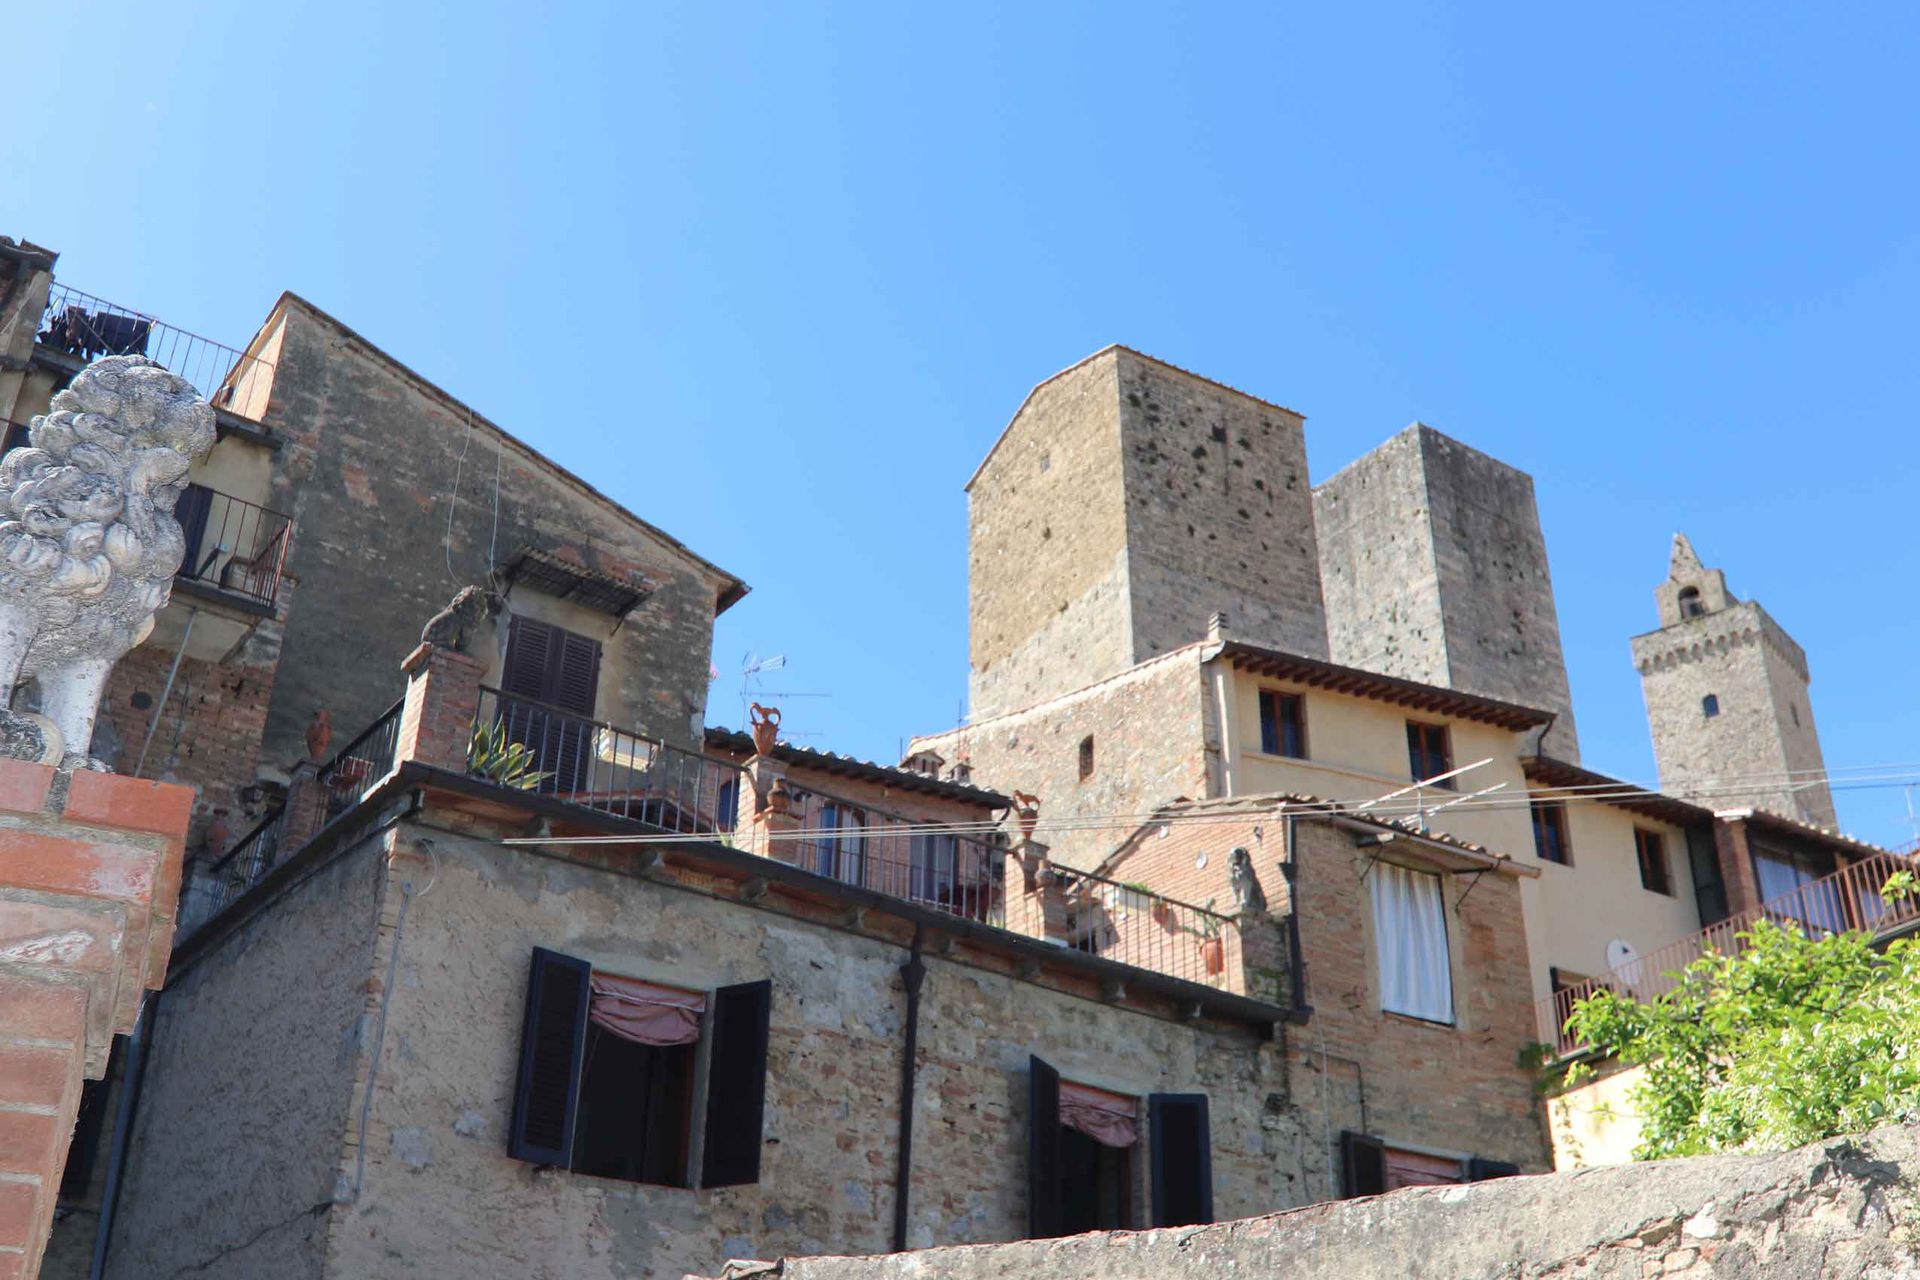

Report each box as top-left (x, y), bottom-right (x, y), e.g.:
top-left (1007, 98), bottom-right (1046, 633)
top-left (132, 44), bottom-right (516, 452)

top-left (1125, 882), bottom-right (1171, 927)
top-left (1195, 900), bottom-right (1225, 976)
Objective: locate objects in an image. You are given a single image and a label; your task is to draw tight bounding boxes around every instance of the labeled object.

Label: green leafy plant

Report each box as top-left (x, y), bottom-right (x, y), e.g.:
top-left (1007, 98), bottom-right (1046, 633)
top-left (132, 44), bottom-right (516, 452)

top-left (1565, 875), bottom-right (1920, 1159)
top-left (468, 719), bottom-right (553, 791)
top-left (1193, 898), bottom-right (1223, 939)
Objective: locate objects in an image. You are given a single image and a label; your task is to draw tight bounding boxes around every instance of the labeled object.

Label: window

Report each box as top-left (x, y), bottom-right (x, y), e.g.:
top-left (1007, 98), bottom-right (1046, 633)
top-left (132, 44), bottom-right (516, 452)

top-left (508, 949), bottom-right (772, 1189)
top-left (1028, 1057), bottom-right (1212, 1238)
top-left (1634, 828), bottom-right (1673, 896)
top-left (1339, 1132), bottom-right (1518, 1197)
top-left (1530, 799), bottom-right (1571, 865)
top-left (1258, 690), bottom-right (1307, 758)
top-left (1702, 694), bottom-right (1720, 718)
top-left (499, 616), bottom-right (604, 794)
top-left (1078, 735), bottom-right (1095, 781)
top-left (814, 801), bottom-right (867, 886)
top-left (1369, 862), bottom-right (1453, 1024)
top-left (1405, 721), bottom-right (1454, 789)
top-left (1678, 586), bottom-right (1705, 618)
top-left (1791, 701), bottom-right (1801, 728)
top-left (1753, 845), bottom-right (1848, 934)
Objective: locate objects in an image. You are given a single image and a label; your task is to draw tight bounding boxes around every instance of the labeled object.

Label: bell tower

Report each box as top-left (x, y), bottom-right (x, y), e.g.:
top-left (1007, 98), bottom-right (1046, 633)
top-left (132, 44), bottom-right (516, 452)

top-left (1630, 534), bottom-right (1835, 827)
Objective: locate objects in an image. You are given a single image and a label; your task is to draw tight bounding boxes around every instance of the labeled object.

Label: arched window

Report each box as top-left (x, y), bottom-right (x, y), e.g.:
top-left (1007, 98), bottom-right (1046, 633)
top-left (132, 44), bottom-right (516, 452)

top-left (1702, 694), bottom-right (1720, 718)
top-left (1678, 586), bottom-right (1704, 619)
top-left (1077, 735), bottom-right (1095, 781)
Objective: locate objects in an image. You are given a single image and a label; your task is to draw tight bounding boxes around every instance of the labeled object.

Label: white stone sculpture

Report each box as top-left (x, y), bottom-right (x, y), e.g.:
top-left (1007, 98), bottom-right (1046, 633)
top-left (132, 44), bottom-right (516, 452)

top-left (0, 356), bottom-right (215, 768)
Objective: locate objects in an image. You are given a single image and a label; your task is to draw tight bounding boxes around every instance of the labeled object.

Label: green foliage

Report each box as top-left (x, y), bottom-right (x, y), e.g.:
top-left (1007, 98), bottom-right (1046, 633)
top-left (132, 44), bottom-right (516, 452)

top-left (468, 719), bottom-right (553, 791)
top-left (1566, 875), bottom-right (1920, 1159)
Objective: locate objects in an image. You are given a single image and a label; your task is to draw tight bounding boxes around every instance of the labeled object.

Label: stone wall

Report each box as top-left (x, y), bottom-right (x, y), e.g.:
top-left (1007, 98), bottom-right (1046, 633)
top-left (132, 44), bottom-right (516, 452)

top-left (1315, 424), bottom-right (1579, 761)
top-left (251, 298), bottom-right (740, 763)
top-left (717, 1119), bottom-right (1920, 1280)
top-left (1632, 600), bottom-right (1836, 827)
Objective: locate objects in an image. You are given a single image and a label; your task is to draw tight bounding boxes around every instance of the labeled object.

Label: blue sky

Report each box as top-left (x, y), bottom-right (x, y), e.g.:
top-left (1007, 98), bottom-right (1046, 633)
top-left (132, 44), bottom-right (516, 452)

top-left (5, 3), bottom-right (1917, 844)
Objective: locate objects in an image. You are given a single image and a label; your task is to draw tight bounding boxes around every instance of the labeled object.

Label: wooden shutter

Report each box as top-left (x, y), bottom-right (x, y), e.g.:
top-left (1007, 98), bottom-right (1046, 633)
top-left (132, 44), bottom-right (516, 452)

top-left (1027, 1055), bottom-right (1063, 1238)
top-left (1467, 1156), bottom-right (1521, 1181)
top-left (503, 616), bottom-right (556, 699)
top-left (701, 979), bottom-right (773, 1187)
top-left (1339, 1130), bottom-right (1387, 1198)
top-left (552, 630), bottom-right (601, 715)
top-left (1148, 1093), bottom-right (1213, 1227)
top-left (508, 947), bottom-right (592, 1166)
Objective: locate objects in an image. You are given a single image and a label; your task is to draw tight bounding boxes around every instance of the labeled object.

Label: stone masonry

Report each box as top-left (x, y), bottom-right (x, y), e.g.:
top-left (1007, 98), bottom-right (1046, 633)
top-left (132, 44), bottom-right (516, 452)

top-left (966, 348), bottom-right (1327, 721)
top-left (1632, 534), bottom-right (1835, 827)
top-left (1314, 423), bottom-right (1580, 761)
top-left (711, 1119), bottom-right (1920, 1280)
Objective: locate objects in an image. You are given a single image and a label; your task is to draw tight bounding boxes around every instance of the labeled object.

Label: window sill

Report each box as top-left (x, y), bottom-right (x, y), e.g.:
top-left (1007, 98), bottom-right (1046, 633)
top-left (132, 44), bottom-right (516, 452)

top-left (1381, 1010), bottom-right (1459, 1032)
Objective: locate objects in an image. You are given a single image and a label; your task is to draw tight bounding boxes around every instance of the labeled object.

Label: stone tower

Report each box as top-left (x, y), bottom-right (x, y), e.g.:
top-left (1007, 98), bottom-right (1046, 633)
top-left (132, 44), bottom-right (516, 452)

top-left (1313, 424), bottom-right (1581, 760)
top-left (965, 346), bottom-right (1328, 720)
top-left (1630, 533), bottom-right (1836, 827)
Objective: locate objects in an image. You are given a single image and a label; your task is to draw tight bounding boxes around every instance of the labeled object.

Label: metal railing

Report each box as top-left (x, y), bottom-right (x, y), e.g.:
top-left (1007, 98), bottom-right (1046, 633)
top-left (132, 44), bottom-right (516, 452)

top-left (1542, 851), bottom-right (1920, 1055)
top-left (178, 810), bottom-right (284, 937)
top-left (1049, 867), bottom-right (1242, 989)
top-left (472, 687), bottom-right (745, 835)
top-left (36, 283), bottom-right (273, 414)
top-left (319, 700), bottom-right (404, 824)
top-left (175, 482), bottom-right (292, 608)
top-left (782, 786), bottom-right (1005, 925)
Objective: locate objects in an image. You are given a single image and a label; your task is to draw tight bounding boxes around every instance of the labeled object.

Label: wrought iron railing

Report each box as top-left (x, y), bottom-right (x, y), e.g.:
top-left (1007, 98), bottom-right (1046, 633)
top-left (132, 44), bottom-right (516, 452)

top-left (472, 687), bottom-right (745, 835)
top-left (319, 700), bottom-right (405, 824)
top-left (174, 482), bottom-right (292, 608)
top-left (1049, 867), bottom-right (1241, 989)
top-left (37, 283), bottom-right (274, 413)
top-left (178, 810), bottom-right (284, 937)
top-left (781, 786), bottom-right (1005, 925)
top-left (1541, 851), bottom-right (1920, 1055)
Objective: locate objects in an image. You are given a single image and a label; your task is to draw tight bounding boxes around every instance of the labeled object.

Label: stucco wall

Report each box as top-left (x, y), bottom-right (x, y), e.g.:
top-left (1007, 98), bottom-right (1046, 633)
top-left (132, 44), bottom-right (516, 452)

top-left (315, 827), bottom-right (1303, 1280)
top-left (1527, 797), bottom-right (1700, 993)
top-left (1547, 1062), bottom-right (1649, 1170)
top-left (103, 832), bottom-right (390, 1280)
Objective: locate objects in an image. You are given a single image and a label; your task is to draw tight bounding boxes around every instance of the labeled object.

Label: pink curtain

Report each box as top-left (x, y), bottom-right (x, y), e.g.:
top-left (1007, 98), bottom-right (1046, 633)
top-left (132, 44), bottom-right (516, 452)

top-left (589, 973), bottom-right (706, 1046)
top-left (1060, 1081), bottom-right (1139, 1148)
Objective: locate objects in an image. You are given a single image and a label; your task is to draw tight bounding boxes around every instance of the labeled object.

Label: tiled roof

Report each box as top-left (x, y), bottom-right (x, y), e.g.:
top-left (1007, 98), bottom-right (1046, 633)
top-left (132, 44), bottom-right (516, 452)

top-left (1520, 756), bottom-right (1712, 827)
top-left (703, 727), bottom-right (1010, 808)
top-left (1215, 641), bottom-right (1556, 731)
top-left (1723, 806), bottom-right (1908, 862)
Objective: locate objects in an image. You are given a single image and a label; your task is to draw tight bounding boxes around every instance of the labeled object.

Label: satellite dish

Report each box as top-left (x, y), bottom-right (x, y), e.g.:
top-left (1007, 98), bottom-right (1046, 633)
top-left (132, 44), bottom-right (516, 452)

top-left (1605, 938), bottom-right (1640, 974)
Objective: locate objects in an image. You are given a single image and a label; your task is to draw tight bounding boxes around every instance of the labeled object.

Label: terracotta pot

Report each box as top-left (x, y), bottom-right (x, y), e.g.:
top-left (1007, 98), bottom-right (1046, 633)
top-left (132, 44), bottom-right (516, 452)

top-left (1150, 900), bottom-right (1171, 927)
top-left (1200, 937), bottom-right (1225, 976)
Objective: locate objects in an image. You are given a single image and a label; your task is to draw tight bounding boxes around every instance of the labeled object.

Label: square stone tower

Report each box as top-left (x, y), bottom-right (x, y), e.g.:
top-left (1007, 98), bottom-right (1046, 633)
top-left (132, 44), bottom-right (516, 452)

top-left (965, 347), bottom-right (1328, 719)
top-left (1313, 424), bottom-right (1581, 760)
top-left (1630, 533), bottom-right (1836, 827)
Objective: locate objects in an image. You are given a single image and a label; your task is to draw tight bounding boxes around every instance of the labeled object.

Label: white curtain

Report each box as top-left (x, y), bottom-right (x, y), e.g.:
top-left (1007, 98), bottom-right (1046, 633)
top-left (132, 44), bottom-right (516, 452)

top-left (1370, 862), bottom-right (1454, 1024)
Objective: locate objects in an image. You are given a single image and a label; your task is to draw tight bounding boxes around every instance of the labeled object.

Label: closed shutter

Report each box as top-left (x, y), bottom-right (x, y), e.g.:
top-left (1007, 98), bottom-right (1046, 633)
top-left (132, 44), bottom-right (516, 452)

top-left (508, 947), bottom-right (592, 1166)
top-left (700, 979), bottom-right (773, 1187)
top-left (501, 616), bottom-right (601, 794)
top-left (1148, 1094), bottom-right (1213, 1227)
top-left (1340, 1130), bottom-right (1387, 1198)
top-left (1467, 1156), bottom-right (1521, 1181)
top-left (552, 630), bottom-right (601, 714)
top-left (1027, 1055), bottom-right (1063, 1238)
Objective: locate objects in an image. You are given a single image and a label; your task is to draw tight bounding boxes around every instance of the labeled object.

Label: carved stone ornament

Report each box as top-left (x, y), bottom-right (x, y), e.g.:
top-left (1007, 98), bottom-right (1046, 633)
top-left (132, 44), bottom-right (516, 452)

top-left (763, 776), bottom-right (794, 817)
top-left (749, 702), bottom-right (781, 758)
top-left (0, 356), bottom-right (215, 769)
top-left (1228, 846), bottom-right (1268, 916)
top-left (1012, 790), bottom-right (1041, 841)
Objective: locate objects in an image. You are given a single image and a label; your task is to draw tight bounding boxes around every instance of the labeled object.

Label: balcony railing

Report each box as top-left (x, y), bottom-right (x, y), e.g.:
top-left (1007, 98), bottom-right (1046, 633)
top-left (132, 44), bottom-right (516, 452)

top-left (36, 283), bottom-right (274, 414)
top-left (1541, 850), bottom-right (1920, 1055)
top-left (473, 687), bottom-right (745, 835)
top-left (783, 786), bottom-right (1006, 926)
top-left (177, 810), bottom-right (285, 937)
top-left (175, 482), bottom-right (292, 609)
top-left (319, 700), bottom-right (404, 824)
top-left (1049, 867), bottom-right (1241, 990)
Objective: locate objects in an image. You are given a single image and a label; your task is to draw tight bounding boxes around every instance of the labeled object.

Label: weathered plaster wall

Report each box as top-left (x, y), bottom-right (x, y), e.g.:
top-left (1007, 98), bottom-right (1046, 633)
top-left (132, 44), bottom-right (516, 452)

top-left (913, 648), bottom-right (1212, 870)
top-left (1548, 1061), bottom-right (1649, 1171)
top-left (1633, 600), bottom-right (1836, 827)
top-left (1315, 425), bottom-right (1579, 761)
top-left (316, 828), bottom-right (1303, 1280)
top-left (254, 300), bottom-right (736, 763)
top-left (103, 834), bottom-right (389, 1280)
top-left (718, 1119), bottom-right (1920, 1280)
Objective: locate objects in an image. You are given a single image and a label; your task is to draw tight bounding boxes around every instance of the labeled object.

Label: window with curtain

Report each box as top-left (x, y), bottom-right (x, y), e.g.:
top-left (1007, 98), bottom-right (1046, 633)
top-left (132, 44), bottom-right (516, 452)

top-left (1405, 721), bottom-right (1455, 789)
top-left (815, 801), bottom-right (866, 885)
top-left (1258, 690), bottom-right (1307, 758)
top-left (1369, 862), bottom-right (1454, 1024)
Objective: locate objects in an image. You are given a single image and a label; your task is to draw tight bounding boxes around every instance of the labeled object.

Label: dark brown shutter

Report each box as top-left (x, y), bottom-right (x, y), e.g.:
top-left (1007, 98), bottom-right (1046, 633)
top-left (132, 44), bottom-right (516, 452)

top-left (508, 947), bottom-right (591, 1166)
top-left (552, 630), bottom-right (601, 715)
top-left (1027, 1055), bottom-right (1063, 1238)
top-left (1467, 1156), bottom-right (1521, 1181)
top-left (1340, 1130), bottom-right (1387, 1198)
top-left (701, 979), bottom-right (773, 1187)
top-left (503, 616), bottom-right (556, 699)
top-left (1148, 1093), bottom-right (1213, 1227)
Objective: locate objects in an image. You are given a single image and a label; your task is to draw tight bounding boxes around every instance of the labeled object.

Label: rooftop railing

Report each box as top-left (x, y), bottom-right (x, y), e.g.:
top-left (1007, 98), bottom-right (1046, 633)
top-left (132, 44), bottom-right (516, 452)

top-left (1541, 850), bottom-right (1920, 1056)
top-left (175, 482), bottom-right (292, 609)
top-left (1049, 866), bottom-right (1241, 990)
top-left (36, 283), bottom-right (273, 414)
top-left (177, 810), bottom-right (285, 938)
top-left (319, 700), bottom-right (405, 824)
top-left (782, 785), bottom-right (1005, 926)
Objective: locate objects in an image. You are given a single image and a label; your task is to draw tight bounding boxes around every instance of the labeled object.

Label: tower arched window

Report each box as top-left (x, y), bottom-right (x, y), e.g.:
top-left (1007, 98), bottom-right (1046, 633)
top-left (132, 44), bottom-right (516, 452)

top-left (1678, 586), bottom-right (1704, 619)
top-left (1702, 694), bottom-right (1720, 718)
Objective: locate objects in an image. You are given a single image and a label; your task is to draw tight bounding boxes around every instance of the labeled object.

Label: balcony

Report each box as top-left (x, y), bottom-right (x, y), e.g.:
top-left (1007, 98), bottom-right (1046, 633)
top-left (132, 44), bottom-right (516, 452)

top-left (35, 283), bottom-right (274, 419)
top-left (174, 483), bottom-right (292, 612)
top-left (1541, 850), bottom-right (1920, 1056)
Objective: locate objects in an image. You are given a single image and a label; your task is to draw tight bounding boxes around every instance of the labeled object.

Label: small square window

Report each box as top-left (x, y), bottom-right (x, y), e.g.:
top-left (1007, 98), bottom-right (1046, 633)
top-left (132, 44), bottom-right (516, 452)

top-left (1702, 694), bottom-right (1720, 718)
top-left (1405, 721), bottom-right (1454, 789)
top-left (1635, 828), bottom-right (1673, 896)
top-left (1530, 799), bottom-right (1571, 865)
top-left (1258, 690), bottom-right (1307, 759)
top-left (1078, 735), bottom-right (1095, 781)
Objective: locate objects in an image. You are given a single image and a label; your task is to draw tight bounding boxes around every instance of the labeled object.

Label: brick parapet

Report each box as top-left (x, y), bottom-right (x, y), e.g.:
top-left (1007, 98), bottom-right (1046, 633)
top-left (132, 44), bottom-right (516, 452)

top-left (396, 644), bottom-right (487, 774)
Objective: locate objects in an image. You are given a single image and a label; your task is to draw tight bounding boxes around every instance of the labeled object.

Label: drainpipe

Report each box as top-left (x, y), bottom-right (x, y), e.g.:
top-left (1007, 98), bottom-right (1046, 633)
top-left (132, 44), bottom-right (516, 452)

top-left (1281, 812), bottom-right (1311, 1024)
top-left (89, 993), bottom-right (159, 1280)
top-left (891, 927), bottom-right (927, 1252)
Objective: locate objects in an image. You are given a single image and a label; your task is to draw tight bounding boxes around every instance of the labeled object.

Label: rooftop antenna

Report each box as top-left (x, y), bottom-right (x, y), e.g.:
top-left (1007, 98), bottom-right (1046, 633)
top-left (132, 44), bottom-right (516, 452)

top-left (1355, 758), bottom-right (1493, 833)
top-left (739, 652), bottom-right (787, 727)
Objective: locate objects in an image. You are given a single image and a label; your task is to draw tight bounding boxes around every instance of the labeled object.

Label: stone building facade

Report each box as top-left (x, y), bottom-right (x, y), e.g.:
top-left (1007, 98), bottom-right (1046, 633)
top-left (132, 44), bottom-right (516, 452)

top-left (1632, 534), bottom-right (1835, 827)
top-left (1314, 423), bottom-right (1580, 761)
